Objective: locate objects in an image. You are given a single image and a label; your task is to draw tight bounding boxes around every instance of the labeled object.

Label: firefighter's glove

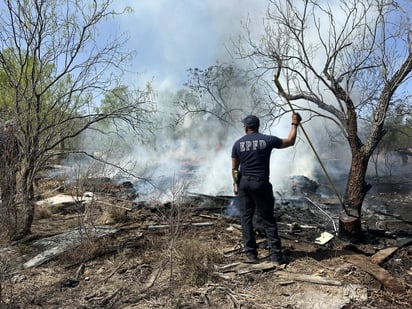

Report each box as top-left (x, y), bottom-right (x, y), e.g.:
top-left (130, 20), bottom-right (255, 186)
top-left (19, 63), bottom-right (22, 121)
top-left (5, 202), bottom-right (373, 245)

top-left (233, 170), bottom-right (240, 184)
top-left (292, 113), bottom-right (302, 126)
top-left (233, 170), bottom-right (241, 195)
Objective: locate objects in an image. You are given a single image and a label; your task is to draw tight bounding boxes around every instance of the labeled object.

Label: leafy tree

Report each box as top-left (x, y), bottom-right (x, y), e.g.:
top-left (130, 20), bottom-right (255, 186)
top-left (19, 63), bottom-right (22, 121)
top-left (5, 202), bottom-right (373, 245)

top-left (237, 0), bottom-right (412, 240)
top-left (371, 102), bottom-right (412, 175)
top-left (0, 0), bottom-right (154, 240)
top-left (181, 63), bottom-right (272, 128)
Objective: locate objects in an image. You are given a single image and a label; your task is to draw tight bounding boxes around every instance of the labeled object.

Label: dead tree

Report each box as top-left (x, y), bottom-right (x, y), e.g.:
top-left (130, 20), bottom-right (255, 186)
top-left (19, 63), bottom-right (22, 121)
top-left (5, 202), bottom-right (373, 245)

top-left (238, 0), bottom-right (412, 241)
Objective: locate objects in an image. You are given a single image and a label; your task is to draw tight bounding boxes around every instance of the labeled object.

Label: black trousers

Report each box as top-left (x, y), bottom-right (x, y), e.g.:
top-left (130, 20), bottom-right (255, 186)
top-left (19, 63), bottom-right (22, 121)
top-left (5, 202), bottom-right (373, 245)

top-left (238, 176), bottom-right (282, 259)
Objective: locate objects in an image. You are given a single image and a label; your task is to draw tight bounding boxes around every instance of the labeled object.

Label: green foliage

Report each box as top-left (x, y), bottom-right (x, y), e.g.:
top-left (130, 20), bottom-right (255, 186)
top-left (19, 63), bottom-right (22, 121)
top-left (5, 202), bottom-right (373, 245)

top-left (100, 85), bottom-right (130, 114)
top-left (378, 105), bottom-right (412, 152)
top-left (0, 0), bottom-right (154, 239)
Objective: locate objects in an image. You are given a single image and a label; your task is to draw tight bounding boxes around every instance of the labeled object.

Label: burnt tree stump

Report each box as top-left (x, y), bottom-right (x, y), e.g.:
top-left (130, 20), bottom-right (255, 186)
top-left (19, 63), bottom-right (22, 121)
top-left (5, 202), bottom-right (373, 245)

top-left (338, 211), bottom-right (363, 242)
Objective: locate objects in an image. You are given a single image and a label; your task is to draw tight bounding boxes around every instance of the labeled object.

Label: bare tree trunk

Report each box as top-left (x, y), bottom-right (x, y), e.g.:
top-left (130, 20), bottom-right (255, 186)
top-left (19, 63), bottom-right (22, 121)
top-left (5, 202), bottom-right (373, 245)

top-left (19, 174), bottom-right (35, 238)
top-left (0, 171), bottom-right (34, 241)
top-left (0, 192), bottom-right (19, 240)
top-left (0, 141), bottom-right (22, 240)
top-left (339, 151), bottom-right (371, 241)
top-left (0, 156), bottom-right (37, 241)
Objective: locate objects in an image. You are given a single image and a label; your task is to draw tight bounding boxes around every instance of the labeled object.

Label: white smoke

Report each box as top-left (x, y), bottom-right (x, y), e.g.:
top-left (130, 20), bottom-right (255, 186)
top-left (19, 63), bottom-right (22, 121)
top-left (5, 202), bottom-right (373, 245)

top-left (71, 0), bottom-right (369, 200)
top-left (111, 0), bottom-right (268, 90)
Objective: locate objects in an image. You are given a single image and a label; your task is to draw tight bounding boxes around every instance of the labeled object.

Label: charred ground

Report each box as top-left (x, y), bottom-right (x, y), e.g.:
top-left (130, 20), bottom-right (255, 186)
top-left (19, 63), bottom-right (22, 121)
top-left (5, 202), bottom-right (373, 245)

top-left (0, 164), bottom-right (411, 308)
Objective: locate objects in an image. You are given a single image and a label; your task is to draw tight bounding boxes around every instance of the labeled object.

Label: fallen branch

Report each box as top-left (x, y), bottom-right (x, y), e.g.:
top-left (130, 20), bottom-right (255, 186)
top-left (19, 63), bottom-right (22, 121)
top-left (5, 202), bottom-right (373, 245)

top-left (34, 185), bottom-right (64, 199)
top-left (75, 263), bottom-right (85, 280)
top-left (236, 261), bottom-right (279, 275)
top-left (98, 200), bottom-right (133, 211)
top-left (199, 284), bottom-right (256, 308)
top-left (138, 260), bottom-right (168, 294)
top-left (147, 222), bottom-right (214, 230)
top-left (276, 272), bottom-right (342, 286)
top-left (100, 261), bottom-right (126, 283)
top-left (99, 287), bottom-right (122, 307)
top-left (24, 226), bottom-right (119, 269)
top-left (214, 262), bottom-right (241, 272)
top-left (194, 214), bottom-right (221, 220)
top-left (344, 254), bottom-right (405, 293)
top-left (371, 238), bottom-right (412, 264)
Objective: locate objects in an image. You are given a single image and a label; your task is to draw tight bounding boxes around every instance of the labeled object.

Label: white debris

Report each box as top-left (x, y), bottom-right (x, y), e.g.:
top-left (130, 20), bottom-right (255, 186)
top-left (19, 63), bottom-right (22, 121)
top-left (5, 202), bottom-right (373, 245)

top-left (315, 231), bottom-right (335, 245)
top-left (35, 194), bottom-right (85, 206)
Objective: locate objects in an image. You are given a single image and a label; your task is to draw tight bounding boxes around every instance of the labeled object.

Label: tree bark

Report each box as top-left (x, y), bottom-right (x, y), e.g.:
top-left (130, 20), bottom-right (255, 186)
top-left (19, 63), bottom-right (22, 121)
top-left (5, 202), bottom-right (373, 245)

top-left (338, 151), bottom-right (371, 242)
top-left (17, 159), bottom-right (38, 239)
top-left (5, 164), bottom-right (36, 241)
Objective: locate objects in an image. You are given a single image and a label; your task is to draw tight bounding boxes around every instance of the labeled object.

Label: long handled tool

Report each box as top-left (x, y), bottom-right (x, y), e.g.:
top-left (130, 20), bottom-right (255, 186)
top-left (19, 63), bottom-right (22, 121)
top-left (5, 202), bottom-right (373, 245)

top-left (273, 74), bottom-right (348, 215)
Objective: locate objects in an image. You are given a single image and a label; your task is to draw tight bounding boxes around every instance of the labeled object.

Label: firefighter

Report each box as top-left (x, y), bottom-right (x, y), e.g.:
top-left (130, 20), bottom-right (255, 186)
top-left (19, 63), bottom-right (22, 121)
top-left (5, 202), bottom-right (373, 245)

top-left (231, 114), bottom-right (301, 264)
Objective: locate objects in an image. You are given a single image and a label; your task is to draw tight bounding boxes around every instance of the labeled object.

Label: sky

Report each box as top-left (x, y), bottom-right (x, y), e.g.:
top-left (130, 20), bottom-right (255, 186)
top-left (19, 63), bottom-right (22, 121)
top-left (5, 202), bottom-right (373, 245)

top-left (111, 0), bottom-right (268, 91)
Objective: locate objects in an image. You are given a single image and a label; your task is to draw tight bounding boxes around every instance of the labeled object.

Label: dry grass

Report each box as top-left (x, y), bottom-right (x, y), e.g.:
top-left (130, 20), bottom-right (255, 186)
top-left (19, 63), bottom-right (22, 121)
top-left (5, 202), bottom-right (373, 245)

top-left (99, 203), bottom-right (129, 224)
top-left (173, 236), bottom-right (223, 286)
top-left (58, 235), bottom-right (105, 265)
top-left (2, 174), bottom-right (412, 308)
top-left (33, 205), bottom-right (53, 220)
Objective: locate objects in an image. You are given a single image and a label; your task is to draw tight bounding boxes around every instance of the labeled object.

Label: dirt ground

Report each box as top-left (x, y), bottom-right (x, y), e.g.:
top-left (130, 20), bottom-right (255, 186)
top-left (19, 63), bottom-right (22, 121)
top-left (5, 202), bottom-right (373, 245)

top-left (0, 166), bottom-right (411, 308)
